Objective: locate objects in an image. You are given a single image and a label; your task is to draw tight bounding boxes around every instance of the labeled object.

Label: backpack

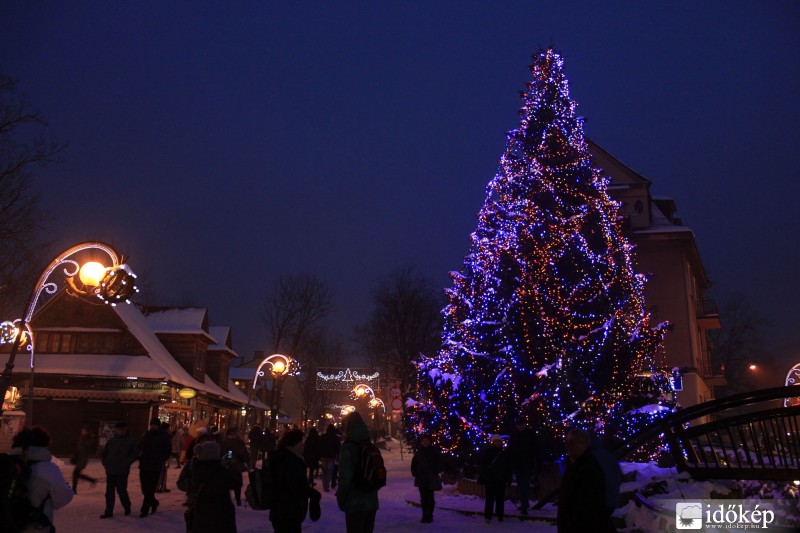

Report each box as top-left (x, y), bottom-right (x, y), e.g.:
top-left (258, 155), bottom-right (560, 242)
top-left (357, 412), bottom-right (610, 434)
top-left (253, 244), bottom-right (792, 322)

top-left (0, 452), bottom-right (53, 533)
top-left (244, 458), bottom-right (274, 510)
top-left (348, 440), bottom-right (387, 491)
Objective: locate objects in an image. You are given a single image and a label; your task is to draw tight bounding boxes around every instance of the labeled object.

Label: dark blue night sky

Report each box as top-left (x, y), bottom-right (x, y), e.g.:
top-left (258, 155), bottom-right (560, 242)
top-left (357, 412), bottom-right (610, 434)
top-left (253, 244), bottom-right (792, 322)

top-left (2, 2), bottom-right (798, 368)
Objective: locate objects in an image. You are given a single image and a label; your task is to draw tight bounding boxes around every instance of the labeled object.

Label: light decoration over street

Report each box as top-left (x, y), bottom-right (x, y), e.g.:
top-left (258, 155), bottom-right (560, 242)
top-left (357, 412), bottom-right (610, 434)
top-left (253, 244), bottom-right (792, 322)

top-left (316, 368), bottom-right (380, 391)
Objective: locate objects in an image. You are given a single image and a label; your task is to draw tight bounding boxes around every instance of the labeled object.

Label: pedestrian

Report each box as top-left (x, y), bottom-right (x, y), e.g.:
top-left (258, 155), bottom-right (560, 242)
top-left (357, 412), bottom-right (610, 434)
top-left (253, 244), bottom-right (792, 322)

top-left (185, 440), bottom-right (237, 533)
top-left (247, 425), bottom-right (266, 467)
top-left (591, 434), bottom-right (623, 520)
top-left (336, 412), bottom-right (379, 533)
top-left (221, 426), bottom-right (249, 506)
top-left (302, 427), bottom-right (320, 486)
top-left (137, 417), bottom-right (171, 518)
top-left (557, 428), bottom-right (614, 533)
top-left (172, 423), bottom-right (185, 468)
top-left (157, 421), bottom-right (173, 493)
top-left (269, 429), bottom-right (322, 532)
top-left (477, 434), bottom-right (512, 523)
top-left (318, 423), bottom-right (340, 493)
top-left (100, 421), bottom-right (138, 519)
top-left (9, 426), bottom-right (74, 532)
top-left (507, 418), bottom-right (542, 516)
top-left (71, 426), bottom-right (98, 494)
top-left (410, 433), bottom-right (443, 523)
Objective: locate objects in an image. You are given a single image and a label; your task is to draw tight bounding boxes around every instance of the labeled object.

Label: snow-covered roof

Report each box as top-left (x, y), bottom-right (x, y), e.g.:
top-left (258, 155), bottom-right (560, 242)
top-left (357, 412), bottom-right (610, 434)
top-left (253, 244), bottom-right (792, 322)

top-left (208, 326), bottom-right (239, 358)
top-left (144, 307), bottom-right (214, 340)
top-left (114, 304), bottom-right (247, 405)
top-left (229, 366), bottom-right (257, 381)
top-left (632, 201), bottom-right (694, 236)
top-left (0, 353), bottom-right (169, 379)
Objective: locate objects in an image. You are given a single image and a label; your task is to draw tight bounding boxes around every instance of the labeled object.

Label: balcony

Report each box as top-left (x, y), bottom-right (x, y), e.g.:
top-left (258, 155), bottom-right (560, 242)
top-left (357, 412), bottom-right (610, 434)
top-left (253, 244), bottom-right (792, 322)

top-left (695, 298), bottom-right (721, 330)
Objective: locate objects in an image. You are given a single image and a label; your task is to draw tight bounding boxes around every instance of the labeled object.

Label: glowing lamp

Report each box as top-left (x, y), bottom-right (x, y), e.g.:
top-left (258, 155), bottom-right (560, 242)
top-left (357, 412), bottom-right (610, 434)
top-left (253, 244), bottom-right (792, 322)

top-left (177, 388), bottom-right (196, 399)
top-left (79, 261), bottom-right (107, 287)
top-left (355, 385), bottom-right (366, 397)
top-left (272, 360), bottom-right (286, 375)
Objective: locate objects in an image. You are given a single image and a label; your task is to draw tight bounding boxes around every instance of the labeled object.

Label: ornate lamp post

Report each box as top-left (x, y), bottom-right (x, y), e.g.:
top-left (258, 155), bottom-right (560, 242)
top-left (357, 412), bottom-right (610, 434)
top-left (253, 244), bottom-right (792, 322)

top-left (253, 353), bottom-right (300, 430)
top-left (0, 242), bottom-right (138, 419)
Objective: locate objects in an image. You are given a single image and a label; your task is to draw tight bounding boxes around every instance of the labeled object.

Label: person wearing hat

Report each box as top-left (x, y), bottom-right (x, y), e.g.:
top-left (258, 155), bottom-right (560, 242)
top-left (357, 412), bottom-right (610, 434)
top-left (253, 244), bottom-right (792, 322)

top-left (411, 433), bottom-right (443, 523)
top-left (100, 422), bottom-right (138, 518)
top-left (269, 428), bottom-right (322, 532)
top-left (187, 440), bottom-right (237, 533)
top-left (477, 433), bottom-right (512, 523)
top-left (137, 417), bottom-right (171, 517)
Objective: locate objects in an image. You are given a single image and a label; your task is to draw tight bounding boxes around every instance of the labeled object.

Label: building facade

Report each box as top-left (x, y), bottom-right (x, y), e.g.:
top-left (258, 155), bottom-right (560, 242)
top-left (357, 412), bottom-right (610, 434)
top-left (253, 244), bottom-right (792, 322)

top-left (0, 291), bottom-right (266, 455)
top-left (591, 141), bottom-right (723, 408)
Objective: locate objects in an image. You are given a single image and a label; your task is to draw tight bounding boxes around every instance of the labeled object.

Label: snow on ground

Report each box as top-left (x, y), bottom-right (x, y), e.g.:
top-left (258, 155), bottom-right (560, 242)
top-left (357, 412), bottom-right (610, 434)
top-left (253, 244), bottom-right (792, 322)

top-left (50, 443), bottom-right (557, 533)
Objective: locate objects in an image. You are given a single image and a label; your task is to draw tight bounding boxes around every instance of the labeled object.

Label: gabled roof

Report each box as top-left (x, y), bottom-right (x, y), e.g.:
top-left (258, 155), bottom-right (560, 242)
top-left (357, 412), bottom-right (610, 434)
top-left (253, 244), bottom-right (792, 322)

top-left (143, 307), bottom-right (214, 341)
top-left (209, 326), bottom-right (239, 358)
top-left (588, 139), bottom-right (651, 187)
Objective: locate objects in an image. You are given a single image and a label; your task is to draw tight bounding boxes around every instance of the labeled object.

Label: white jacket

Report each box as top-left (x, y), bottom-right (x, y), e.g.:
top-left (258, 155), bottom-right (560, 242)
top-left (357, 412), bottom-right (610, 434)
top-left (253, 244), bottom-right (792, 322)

top-left (10, 446), bottom-right (74, 532)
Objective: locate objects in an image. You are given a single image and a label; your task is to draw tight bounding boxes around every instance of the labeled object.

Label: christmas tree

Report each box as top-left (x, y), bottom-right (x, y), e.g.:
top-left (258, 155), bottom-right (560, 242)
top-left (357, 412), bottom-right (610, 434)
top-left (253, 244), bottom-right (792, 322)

top-left (406, 49), bottom-right (673, 463)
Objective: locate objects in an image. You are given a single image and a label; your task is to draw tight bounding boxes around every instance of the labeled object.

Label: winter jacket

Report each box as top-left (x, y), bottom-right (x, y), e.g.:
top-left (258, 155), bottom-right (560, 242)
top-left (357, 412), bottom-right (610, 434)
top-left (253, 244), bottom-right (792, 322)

top-left (508, 427), bottom-right (542, 473)
top-left (336, 418), bottom-right (379, 513)
top-left (557, 450), bottom-right (611, 533)
top-left (411, 445), bottom-right (443, 490)
top-left (477, 444), bottom-right (512, 487)
top-left (303, 431), bottom-right (320, 468)
top-left (221, 436), bottom-right (249, 473)
top-left (72, 434), bottom-right (94, 470)
top-left (138, 428), bottom-right (171, 472)
top-left (269, 446), bottom-right (319, 526)
top-left (10, 446), bottom-right (74, 533)
top-left (101, 432), bottom-right (138, 475)
top-left (188, 458), bottom-right (237, 533)
top-left (318, 426), bottom-right (340, 459)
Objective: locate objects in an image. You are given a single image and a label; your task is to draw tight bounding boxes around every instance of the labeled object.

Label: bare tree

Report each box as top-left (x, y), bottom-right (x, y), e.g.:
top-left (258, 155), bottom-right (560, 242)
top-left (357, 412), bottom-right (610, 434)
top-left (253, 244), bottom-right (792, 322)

top-left (710, 292), bottom-right (769, 395)
top-left (0, 74), bottom-right (64, 317)
top-left (262, 273), bottom-right (334, 355)
top-left (262, 273), bottom-right (336, 425)
top-left (356, 267), bottom-right (443, 394)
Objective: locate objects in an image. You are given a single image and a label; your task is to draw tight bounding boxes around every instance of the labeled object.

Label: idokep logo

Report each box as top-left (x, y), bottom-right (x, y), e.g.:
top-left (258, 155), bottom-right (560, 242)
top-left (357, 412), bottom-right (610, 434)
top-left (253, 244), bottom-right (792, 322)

top-left (675, 502), bottom-right (703, 529)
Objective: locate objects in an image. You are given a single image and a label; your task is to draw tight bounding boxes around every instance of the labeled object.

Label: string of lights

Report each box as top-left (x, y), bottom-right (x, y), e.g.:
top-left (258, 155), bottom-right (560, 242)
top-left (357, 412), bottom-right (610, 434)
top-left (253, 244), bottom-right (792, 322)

top-left (405, 48), bottom-right (674, 465)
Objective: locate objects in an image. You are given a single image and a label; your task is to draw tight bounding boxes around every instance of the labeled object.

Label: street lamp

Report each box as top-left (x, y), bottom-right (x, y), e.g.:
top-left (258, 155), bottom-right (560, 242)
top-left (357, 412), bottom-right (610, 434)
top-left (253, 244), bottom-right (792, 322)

top-left (0, 241), bottom-right (138, 419)
top-left (253, 353), bottom-right (300, 430)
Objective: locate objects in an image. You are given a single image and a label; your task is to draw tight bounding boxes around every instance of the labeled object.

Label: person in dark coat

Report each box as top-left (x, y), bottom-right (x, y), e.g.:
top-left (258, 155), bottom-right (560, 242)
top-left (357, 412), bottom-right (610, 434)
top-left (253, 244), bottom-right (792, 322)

top-left (269, 429), bottom-right (322, 533)
top-left (137, 417), bottom-right (172, 517)
top-left (71, 426), bottom-right (97, 494)
top-left (477, 434), bottom-right (512, 523)
top-left (318, 424), bottom-right (341, 492)
top-left (508, 418), bottom-right (542, 515)
top-left (303, 428), bottom-right (321, 486)
top-left (411, 433), bottom-right (442, 523)
top-left (221, 427), bottom-right (249, 506)
top-left (557, 429), bottom-right (614, 533)
top-left (100, 422), bottom-right (138, 518)
top-left (187, 440), bottom-right (237, 533)
top-left (336, 412), bottom-right (379, 533)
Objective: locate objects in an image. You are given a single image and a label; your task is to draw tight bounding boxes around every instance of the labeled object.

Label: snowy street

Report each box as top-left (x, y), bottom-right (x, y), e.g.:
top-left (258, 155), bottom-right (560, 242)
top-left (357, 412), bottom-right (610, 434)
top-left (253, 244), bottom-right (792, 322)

top-left (50, 443), bottom-right (557, 532)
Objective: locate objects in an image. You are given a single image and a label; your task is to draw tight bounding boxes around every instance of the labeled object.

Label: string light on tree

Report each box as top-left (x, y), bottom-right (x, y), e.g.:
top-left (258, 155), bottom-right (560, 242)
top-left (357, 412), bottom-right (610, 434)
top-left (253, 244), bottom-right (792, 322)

top-left (405, 48), bottom-right (673, 464)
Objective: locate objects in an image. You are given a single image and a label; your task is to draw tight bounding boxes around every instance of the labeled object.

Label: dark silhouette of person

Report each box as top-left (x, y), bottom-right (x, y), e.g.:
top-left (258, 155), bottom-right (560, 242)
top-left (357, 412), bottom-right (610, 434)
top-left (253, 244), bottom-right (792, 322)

top-left (336, 412), bottom-right (380, 533)
top-left (318, 423), bottom-right (341, 492)
top-left (187, 440), bottom-right (237, 533)
top-left (71, 426), bottom-right (98, 494)
top-left (303, 427), bottom-right (321, 486)
top-left (221, 426), bottom-right (249, 506)
top-left (269, 429), bottom-right (322, 532)
top-left (137, 417), bottom-right (171, 517)
top-left (508, 418), bottom-right (542, 515)
top-left (557, 429), bottom-right (615, 533)
top-left (100, 421), bottom-right (138, 518)
top-left (478, 434), bottom-right (512, 523)
top-left (411, 433), bottom-right (443, 523)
